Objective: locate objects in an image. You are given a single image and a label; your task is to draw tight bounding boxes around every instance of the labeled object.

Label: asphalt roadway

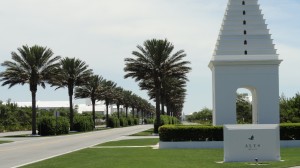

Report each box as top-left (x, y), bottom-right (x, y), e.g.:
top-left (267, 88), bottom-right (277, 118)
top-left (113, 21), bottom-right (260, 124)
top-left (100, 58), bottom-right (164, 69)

top-left (0, 125), bottom-right (153, 168)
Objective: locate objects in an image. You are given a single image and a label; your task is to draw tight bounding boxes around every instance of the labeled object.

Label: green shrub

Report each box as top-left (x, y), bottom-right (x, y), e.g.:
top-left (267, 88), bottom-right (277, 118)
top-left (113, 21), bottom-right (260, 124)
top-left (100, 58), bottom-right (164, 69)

top-left (128, 117), bottom-right (134, 126)
top-left (144, 118), bottom-right (154, 124)
top-left (120, 118), bottom-right (128, 127)
top-left (56, 117), bottom-right (70, 135)
top-left (158, 115), bottom-right (180, 125)
top-left (107, 117), bottom-right (120, 128)
top-left (134, 118), bottom-right (139, 125)
top-left (38, 116), bottom-right (69, 136)
top-left (73, 115), bottom-right (94, 132)
top-left (38, 117), bottom-right (55, 136)
top-left (0, 125), bottom-right (4, 132)
top-left (159, 124), bottom-right (300, 142)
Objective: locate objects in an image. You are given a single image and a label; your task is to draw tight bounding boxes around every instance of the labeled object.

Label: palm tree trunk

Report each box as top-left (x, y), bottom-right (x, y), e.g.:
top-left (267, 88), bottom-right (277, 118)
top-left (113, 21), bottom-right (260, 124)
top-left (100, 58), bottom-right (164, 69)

top-left (105, 100), bottom-right (109, 127)
top-left (69, 94), bottom-right (74, 131)
top-left (132, 107), bottom-right (134, 118)
top-left (166, 104), bottom-right (171, 116)
top-left (117, 104), bottom-right (120, 118)
top-left (154, 81), bottom-right (161, 133)
top-left (92, 99), bottom-right (96, 129)
top-left (31, 91), bottom-right (37, 135)
top-left (125, 106), bottom-right (128, 118)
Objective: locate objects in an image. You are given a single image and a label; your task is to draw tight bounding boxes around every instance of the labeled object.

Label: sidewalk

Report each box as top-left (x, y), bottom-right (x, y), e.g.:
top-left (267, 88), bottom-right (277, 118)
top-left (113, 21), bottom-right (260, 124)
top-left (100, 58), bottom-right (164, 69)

top-left (0, 131), bottom-right (32, 137)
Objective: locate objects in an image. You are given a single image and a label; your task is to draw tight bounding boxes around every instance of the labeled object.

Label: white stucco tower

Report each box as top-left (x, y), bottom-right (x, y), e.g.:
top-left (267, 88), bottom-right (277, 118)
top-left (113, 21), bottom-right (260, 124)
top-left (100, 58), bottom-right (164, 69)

top-left (209, 0), bottom-right (282, 125)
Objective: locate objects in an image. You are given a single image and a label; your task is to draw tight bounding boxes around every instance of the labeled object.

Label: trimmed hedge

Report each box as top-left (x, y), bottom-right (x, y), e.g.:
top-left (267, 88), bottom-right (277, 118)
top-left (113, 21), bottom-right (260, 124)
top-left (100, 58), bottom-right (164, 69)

top-left (159, 124), bottom-right (300, 142)
top-left (73, 115), bottom-right (94, 132)
top-left (159, 125), bottom-right (223, 141)
top-left (280, 123), bottom-right (300, 140)
top-left (38, 116), bottom-right (69, 136)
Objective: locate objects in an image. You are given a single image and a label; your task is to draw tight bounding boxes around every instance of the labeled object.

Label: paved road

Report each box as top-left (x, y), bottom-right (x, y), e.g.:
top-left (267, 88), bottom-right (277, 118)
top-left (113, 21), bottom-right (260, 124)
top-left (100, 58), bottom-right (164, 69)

top-left (0, 125), bottom-right (153, 168)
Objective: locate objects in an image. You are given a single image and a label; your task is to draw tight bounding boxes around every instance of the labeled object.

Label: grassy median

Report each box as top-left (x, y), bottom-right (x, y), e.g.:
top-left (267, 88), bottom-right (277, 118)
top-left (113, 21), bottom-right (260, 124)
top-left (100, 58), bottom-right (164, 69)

top-left (23, 138), bottom-right (300, 168)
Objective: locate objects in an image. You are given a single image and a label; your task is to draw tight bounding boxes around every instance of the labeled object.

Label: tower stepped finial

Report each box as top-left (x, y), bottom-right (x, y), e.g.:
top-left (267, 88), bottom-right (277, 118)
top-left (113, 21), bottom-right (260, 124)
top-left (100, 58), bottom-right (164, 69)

top-left (212, 0), bottom-right (278, 61)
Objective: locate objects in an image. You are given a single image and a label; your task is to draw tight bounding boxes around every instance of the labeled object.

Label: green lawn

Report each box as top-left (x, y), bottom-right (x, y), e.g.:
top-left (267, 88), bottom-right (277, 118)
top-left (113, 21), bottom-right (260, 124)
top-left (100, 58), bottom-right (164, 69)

top-left (130, 128), bottom-right (154, 136)
top-left (0, 140), bottom-right (12, 144)
top-left (97, 138), bottom-right (158, 146)
top-left (22, 139), bottom-right (300, 168)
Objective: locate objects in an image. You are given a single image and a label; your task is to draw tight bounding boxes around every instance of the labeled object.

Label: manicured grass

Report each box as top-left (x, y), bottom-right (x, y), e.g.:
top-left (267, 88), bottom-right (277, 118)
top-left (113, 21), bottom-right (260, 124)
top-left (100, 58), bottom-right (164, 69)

top-left (0, 140), bottom-right (12, 144)
top-left (22, 139), bottom-right (300, 168)
top-left (130, 128), bottom-right (154, 136)
top-left (97, 138), bottom-right (158, 146)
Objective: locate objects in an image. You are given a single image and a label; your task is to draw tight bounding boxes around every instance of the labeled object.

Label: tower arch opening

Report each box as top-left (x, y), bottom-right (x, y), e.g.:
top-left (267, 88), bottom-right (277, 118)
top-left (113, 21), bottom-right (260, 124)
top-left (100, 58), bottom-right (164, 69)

top-left (236, 88), bottom-right (258, 124)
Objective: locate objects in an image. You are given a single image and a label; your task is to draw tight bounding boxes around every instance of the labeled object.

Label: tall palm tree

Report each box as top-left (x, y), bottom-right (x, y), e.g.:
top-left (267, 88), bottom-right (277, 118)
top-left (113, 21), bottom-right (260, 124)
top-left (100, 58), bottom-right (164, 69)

top-left (129, 94), bottom-right (139, 118)
top-left (52, 57), bottom-right (92, 130)
top-left (96, 80), bottom-right (117, 127)
top-left (75, 75), bottom-right (105, 128)
top-left (0, 45), bottom-right (60, 135)
top-left (114, 87), bottom-right (124, 118)
top-left (123, 90), bottom-right (132, 118)
top-left (124, 39), bottom-right (191, 133)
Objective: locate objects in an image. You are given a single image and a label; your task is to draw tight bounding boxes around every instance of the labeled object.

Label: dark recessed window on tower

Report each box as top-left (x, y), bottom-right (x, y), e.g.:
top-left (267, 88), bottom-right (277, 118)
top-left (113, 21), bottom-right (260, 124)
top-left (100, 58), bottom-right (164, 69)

top-left (243, 10), bottom-right (246, 15)
top-left (243, 20), bottom-right (246, 25)
top-left (244, 30), bottom-right (247, 35)
top-left (244, 50), bottom-right (248, 55)
top-left (242, 1), bottom-right (245, 5)
top-left (244, 40), bottom-right (247, 45)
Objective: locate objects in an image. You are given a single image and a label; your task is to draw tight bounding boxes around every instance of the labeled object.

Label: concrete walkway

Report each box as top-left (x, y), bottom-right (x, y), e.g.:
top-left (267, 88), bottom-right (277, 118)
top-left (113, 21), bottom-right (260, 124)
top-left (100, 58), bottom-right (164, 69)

top-left (0, 131), bottom-right (32, 137)
top-left (0, 125), bottom-right (153, 168)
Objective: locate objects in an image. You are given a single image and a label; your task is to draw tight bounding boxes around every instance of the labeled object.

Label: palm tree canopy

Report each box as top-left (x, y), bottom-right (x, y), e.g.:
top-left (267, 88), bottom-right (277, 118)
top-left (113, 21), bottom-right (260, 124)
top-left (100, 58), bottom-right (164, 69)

top-left (0, 45), bottom-right (61, 91)
top-left (53, 57), bottom-right (93, 90)
top-left (96, 80), bottom-right (117, 102)
top-left (124, 39), bottom-right (191, 83)
top-left (75, 74), bottom-right (105, 100)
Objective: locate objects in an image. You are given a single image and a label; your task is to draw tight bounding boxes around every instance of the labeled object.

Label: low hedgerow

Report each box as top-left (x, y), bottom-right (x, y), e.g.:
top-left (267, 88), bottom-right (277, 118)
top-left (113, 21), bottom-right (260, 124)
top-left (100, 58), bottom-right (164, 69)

top-left (280, 123), bottom-right (300, 140)
top-left (38, 116), bottom-right (69, 136)
top-left (159, 124), bottom-right (300, 142)
top-left (159, 125), bottom-right (223, 142)
top-left (73, 115), bottom-right (94, 132)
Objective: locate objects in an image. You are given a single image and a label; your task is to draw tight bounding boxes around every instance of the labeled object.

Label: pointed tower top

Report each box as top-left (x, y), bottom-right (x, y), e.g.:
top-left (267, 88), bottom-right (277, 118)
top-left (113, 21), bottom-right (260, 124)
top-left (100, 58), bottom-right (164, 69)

top-left (211, 0), bottom-right (279, 61)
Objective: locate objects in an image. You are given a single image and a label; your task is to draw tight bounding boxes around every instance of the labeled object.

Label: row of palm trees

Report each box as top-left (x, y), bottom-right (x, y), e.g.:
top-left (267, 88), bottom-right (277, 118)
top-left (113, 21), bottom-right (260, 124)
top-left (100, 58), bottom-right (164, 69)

top-left (124, 39), bottom-right (191, 133)
top-left (0, 45), bottom-right (154, 135)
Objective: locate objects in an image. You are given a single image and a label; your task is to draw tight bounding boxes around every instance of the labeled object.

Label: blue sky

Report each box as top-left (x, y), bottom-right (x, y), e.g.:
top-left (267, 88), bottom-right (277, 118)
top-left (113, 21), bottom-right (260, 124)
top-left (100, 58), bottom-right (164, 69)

top-left (0, 0), bottom-right (299, 114)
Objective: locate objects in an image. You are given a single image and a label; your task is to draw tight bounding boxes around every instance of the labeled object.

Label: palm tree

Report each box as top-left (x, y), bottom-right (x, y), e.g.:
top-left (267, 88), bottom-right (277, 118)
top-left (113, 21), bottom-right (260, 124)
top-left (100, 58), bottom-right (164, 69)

top-left (114, 87), bottom-right (124, 118)
top-left (96, 80), bottom-right (117, 127)
top-left (123, 90), bottom-right (132, 118)
top-left (124, 39), bottom-right (191, 133)
top-left (129, 94), bottom-right (139, 118)
top-left (0, 45), bottom-right (60, 135)
top-left (52, 57), bottom-right (92, 131)
top-left (75, 75), bottom-right (105, 128)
